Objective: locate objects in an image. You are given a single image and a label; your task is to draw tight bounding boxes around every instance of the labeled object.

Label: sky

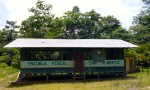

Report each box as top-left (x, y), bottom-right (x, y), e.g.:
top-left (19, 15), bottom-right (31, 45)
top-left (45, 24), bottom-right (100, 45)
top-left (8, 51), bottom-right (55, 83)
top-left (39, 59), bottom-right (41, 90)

top-left (0, 0), bottom-right (144, 29)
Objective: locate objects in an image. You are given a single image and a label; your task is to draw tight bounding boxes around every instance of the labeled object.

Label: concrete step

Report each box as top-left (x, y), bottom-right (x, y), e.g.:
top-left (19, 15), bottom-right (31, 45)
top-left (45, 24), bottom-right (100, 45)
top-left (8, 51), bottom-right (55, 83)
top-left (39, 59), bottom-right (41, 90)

top-left (74, 74), bottom-right (85, 79)
top-left (16, 72), bottom-right (24, 82)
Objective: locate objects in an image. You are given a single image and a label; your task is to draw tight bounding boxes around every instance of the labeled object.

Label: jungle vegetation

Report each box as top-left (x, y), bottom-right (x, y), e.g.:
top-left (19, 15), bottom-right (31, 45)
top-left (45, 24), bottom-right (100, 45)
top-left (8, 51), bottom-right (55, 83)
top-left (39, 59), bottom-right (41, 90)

top-left (0, 0), bottom-right (150, 69)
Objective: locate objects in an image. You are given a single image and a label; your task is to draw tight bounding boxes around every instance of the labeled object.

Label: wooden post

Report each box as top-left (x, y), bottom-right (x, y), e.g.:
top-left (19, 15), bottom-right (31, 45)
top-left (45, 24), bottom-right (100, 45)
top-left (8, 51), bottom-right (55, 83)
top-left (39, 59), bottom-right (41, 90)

top-left (142, 66), bottom-right (143, 72)
top-left (98, 73), bottom-right (100, 79)
top-left (46, 75), bottom-right (48, 81)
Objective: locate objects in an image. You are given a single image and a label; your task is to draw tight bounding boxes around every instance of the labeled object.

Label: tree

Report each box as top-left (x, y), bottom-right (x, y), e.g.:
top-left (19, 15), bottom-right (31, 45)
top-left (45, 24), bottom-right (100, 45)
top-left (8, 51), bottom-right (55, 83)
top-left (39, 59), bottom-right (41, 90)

top-left (62, 6), bottom-right (83, 39)
top-left (44, 17), bottom-right (64, 39)
top-left (79, 10), bottom-right (102, 39)
top-left (129, 0), bottom-right (150, 69)
top-left (0, 21), bottom-right (19, 67)
top-left (111, 27), bottom-right (130, 41)
top-left (99, 15), bottom-right (121, 39)
top-left (0, 20), bottom-right (19, 45)
top-left (130, 0), bottom-right (150, 44)
top-left (20, 0), bottom-right (54, 38)
top-left (4, 21), bottom-right (19, 42)
top-left (61, 7), bottom-right (125, 39)
top-left (142, 0), bottom-right (150, 6)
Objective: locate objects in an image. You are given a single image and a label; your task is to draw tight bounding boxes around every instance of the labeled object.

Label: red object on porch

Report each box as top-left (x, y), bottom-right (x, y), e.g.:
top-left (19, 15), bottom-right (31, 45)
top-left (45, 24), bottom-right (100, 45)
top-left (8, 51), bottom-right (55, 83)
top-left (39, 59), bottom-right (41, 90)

top-left (74, 51), bottom-right (84, 73)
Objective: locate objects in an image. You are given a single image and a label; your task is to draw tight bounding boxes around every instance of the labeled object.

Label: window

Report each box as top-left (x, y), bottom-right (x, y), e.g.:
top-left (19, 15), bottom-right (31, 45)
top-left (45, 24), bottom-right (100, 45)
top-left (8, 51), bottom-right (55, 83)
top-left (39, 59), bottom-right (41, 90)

top-left (63, 51), bottom-right (73, 60)
top-left (49, 51), bottom-right (62, 60)
top-left (106, 48), bottom-right (124, 60)
top-left (84, 50), bottom-right (92, 60)
top-left (21, 48), bottom-right (74, 61)
top-left (30, 50), bottom-right (48, 60)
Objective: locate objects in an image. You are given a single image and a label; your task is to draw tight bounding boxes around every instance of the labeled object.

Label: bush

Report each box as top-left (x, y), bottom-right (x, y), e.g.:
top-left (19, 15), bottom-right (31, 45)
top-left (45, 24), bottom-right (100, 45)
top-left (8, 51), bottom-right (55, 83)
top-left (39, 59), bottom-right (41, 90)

top-left (11, 59), bottom-right (20, 68)
top-left (125, 49), bottom-right (138, 59)
top-left (0, 62), bottom-right (7, 68)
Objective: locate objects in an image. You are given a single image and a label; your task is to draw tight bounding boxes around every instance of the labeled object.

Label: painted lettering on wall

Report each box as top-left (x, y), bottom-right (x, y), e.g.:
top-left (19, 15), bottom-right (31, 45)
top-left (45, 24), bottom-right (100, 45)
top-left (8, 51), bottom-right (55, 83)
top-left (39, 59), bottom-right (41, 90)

top-left (21, 60), bottom-right (124, 68)
top-left (85, 60), bottom-right (124, 67)
top-left (28, 61), bottom-right (68, 66)
top-left (28, 62), bottom-right (46, 66)
top-left (106, 61), bottom-right (120, 64)
top-left (89, 60), bottom-right (121, 65)
top-left (21, 61), bottom-right (73, 68)
top-left (51, 61), bottom-right (67, 65)
top-left (101, 61), bottom-right (120, 64)
top-left (89, 61), bottom-right (97, 65)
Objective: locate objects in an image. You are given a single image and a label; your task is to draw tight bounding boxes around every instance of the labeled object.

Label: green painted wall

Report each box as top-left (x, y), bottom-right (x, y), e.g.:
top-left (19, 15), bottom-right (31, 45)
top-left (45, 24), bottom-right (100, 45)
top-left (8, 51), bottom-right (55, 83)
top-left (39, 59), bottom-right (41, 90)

top-left (20, 48), bottom-right (125, 74)
top-left (20, 60), bottom-right (124, 68)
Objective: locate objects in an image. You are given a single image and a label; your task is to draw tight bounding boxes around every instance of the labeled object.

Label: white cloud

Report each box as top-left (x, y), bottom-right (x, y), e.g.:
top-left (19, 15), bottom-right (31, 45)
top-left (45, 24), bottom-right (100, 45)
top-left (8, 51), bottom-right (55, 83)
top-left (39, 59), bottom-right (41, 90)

top-left (0, 26), bottom-right (4, 30)
top-left (2, 0), bottom-right (144, 28)
top-left (3, 0), bottom-right (35, 25)
top-left (44, 0), bottom-right (78, 16)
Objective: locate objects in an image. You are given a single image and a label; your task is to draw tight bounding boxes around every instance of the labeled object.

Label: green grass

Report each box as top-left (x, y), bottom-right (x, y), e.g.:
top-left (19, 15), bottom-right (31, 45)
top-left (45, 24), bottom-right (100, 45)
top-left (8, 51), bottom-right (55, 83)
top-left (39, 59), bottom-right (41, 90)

top-left (0, 63), bottom-right (18, 78)
top-left (0, 62), bottom-right (19, 88)
top-left (0, 65), bottom-right (150, 90)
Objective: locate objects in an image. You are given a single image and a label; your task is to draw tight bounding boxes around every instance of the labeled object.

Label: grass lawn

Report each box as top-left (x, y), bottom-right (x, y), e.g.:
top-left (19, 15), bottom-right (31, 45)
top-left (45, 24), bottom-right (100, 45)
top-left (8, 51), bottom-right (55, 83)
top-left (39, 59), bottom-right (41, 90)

top-left (0, 64), bottom-right (150, 90)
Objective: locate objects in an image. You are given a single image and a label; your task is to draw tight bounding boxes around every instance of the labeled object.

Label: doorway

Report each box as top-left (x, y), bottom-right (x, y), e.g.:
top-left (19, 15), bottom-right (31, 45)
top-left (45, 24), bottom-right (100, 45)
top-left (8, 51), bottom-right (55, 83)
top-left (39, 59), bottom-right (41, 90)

top-left (74, 51), bottom-right (84, 73)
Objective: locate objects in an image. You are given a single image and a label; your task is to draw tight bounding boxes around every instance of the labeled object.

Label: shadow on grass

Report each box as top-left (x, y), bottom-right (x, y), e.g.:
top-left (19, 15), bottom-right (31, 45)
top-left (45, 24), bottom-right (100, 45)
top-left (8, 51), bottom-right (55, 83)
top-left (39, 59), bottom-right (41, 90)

top-left (8, 75), bottom-right (137, 88)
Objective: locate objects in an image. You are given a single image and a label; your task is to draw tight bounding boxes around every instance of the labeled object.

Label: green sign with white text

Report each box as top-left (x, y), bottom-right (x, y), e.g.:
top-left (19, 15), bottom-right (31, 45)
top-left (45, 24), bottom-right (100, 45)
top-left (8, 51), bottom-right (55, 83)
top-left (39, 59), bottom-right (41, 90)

top-left (21, 61), bottom-right (74, 68)
top-left (84, 60), bottom-right (124, 67)
top-left (20, 60), bottom-right (124, 68)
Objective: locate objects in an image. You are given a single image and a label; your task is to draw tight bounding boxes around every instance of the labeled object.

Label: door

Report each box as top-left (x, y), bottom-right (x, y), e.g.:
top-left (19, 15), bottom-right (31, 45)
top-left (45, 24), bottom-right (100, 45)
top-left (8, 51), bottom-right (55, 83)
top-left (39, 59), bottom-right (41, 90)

top-left (93, 49), bottom-right (105, 62)
top-left (74, 51), bottom-right (84, 73)
top-left (129, 59), bottom-right (134, 72)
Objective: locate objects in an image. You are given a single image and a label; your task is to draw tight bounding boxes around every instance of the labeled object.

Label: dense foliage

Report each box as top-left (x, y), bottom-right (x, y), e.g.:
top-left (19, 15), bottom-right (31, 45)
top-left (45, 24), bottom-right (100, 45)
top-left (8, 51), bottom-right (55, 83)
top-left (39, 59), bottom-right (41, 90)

top-left (128, 0), bottom-right (150, 68)
top-left (0, 21), bottom-right (20, 68)
top-left (19, 1), bottom-right (126, 39)
top-left (0, 0), bottom-right (150, 68)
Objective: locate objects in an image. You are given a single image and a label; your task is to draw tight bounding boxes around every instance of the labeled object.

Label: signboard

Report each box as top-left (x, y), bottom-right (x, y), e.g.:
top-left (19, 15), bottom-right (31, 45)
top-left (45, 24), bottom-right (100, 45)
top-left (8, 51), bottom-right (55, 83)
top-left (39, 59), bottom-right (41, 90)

top-left (84, 60), bottom-right (124, 67)
top-left (21, 61), bottom-right (74, 68)
top-left (20, 60), bottom-right (124, 68)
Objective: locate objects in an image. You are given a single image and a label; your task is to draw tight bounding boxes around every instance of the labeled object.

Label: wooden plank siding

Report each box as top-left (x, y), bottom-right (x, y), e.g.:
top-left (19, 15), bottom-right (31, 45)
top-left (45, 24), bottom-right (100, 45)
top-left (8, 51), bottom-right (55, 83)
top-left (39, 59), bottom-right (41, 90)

top-left (20, 48), bottom-right (125, 75)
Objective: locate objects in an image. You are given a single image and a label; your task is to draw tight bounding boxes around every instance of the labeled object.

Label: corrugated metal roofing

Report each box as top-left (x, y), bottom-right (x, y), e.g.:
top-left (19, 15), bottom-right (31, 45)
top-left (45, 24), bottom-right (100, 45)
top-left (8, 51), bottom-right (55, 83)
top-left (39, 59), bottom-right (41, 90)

top-left (4, 38), bottom-right (138, 48)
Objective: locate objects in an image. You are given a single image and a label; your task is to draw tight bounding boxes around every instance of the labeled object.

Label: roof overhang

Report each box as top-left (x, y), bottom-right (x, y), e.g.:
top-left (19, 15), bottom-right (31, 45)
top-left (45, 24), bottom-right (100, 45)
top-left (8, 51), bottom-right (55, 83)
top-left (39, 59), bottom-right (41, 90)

top-left (4, 38), bottom-right (138, 48)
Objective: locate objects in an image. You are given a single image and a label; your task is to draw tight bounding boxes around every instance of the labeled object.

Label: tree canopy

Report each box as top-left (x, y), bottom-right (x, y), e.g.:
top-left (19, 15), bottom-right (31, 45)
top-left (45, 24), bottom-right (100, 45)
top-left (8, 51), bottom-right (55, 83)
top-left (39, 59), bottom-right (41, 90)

top-left (20, 0), bottom-right (54, 38)
top-left (128, 0), bottom-right (150, 68)
top-left (19, 0), bottom-right (126, 39)
top-left (0, 0), bottom-right (150, 68)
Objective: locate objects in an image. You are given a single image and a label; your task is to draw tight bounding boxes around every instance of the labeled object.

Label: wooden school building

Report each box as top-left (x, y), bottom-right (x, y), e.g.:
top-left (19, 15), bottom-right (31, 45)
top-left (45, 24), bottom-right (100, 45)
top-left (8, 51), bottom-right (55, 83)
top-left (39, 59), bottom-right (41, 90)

top-left (4, 38), bottom-right (138, 80)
